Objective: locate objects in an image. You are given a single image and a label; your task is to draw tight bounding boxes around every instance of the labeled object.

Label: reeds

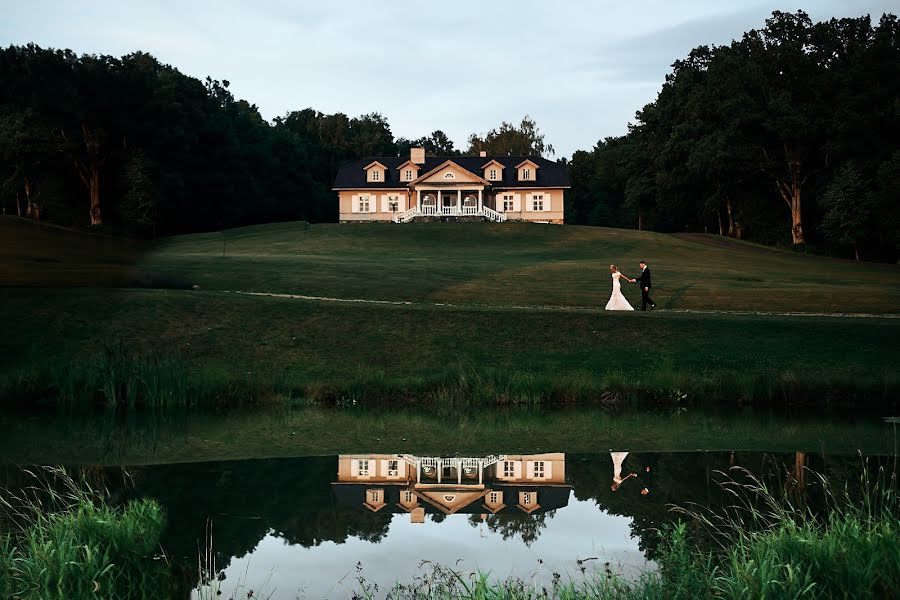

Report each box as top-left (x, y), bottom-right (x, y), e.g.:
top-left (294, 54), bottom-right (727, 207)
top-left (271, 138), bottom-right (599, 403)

top-left (343, 464), bottom-right (899, 599)
top-left (0, 466), bottom-right (169, 599)
top-left (1, 342), bottom-right (896, 410)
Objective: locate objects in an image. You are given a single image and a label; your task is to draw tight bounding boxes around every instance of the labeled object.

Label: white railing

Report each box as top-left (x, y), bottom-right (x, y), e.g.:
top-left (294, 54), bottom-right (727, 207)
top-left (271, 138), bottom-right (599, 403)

top-left (392, 208), bottom-right (418, 223)
top-left (390, 206), bottom-right (507, 223)
top-left (482, 206), bottom-right (507, 223)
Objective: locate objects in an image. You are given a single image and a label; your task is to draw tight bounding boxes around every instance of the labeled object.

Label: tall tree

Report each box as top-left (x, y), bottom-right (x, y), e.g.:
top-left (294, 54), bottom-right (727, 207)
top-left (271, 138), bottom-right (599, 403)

top-left (467, 116), bottom-right (555, 157)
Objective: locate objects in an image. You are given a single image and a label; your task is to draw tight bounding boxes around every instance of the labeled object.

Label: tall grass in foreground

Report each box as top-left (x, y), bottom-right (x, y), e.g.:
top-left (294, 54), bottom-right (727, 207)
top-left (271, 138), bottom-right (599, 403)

top-left (0, 467), bottom-right (168, 600)
top-left (345, 465), bottom-right (899, 600)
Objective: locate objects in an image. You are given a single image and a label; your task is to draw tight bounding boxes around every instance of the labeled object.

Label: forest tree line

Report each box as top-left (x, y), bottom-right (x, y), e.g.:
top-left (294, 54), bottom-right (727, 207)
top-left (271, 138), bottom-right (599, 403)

top-left (0, 44), bottom-right (551, 234)
top-left (1, 10), bottom-right (898, 260)
top-left (567, 10), bottom-right (899, 261)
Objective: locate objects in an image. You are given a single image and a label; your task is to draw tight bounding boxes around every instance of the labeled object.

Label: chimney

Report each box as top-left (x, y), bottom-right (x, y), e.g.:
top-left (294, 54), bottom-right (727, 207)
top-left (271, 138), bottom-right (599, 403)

top-left (410, 507), bottom-right (425, 524)
top-left (410, 147), bottom-right (426, 164)
top-left (479, 150), bottom-right (487, 158)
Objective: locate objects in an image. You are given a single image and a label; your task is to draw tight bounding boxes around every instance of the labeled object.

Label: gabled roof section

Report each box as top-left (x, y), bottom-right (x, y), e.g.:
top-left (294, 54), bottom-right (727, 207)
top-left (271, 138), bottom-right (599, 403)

top-left (415, 489), bottom-right (488, 514)
top-left (480, 159), bottom-right (506, 171)
top-left (410, 160), bottom-right (491, 185)
top-left (395, 160), bottom-right (420, 171)
top-left (514, 159), bottom-right (540, 170)
top-left (363, 160), bottom-right (388, 171)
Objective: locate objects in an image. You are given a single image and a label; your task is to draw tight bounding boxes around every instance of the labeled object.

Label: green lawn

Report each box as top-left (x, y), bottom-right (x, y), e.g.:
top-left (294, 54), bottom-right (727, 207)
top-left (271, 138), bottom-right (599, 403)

top-left (4, 217), bottom-right (900, 313)
top-left (2, 218), bottom-right (898, 406)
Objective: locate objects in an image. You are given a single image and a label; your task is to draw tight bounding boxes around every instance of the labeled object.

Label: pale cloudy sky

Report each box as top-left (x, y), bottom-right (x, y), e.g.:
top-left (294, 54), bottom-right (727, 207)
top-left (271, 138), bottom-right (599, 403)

top-left (1, 0), bottom-right (894, 157)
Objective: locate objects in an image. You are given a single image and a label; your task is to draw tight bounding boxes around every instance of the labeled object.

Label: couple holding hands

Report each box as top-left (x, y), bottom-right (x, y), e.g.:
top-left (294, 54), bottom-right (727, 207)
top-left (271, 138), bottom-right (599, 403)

top-left (605, 261), bottom-right (656, 312)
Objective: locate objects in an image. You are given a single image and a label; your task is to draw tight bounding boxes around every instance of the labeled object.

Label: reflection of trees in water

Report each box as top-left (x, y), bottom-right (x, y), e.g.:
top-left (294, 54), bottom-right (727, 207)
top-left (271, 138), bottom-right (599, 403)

top-left (468, 511), bottom-right (552, 546)
top-left (566, 451), bottom-right (896, 557)
top-left (6, 451), bottom-right (885, 595)
top-left (124, 457), bottom-right (392, 574)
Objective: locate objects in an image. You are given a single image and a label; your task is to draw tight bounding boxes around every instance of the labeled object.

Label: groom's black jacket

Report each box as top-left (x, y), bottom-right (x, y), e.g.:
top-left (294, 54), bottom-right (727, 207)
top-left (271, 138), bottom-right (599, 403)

top-left (639, 267), bottom-right (652, 289)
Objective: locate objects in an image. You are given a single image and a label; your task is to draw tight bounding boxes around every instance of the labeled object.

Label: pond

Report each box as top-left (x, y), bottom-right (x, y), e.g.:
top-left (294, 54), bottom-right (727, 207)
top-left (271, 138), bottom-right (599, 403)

top-left (0, 406), bottom-right (897, 599)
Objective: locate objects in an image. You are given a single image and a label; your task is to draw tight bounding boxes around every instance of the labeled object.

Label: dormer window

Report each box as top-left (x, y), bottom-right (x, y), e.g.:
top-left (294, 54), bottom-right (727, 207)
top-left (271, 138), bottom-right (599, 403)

top-left (405, 169), bottom-right (413, 181)
top-left (482, 160), bottom-right (505, 182)
top-left (364, 161), bottom-right (388, 183)
top-left (516, 160), bottom-right (539, 182)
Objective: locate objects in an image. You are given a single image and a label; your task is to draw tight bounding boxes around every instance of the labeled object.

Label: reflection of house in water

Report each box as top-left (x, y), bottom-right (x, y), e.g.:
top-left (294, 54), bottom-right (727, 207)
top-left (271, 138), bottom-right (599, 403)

top-left (333, 454), bottom-right (570, 523)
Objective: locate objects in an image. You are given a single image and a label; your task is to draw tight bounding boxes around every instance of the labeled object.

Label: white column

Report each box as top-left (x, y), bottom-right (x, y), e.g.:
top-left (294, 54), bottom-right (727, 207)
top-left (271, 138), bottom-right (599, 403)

top-left (416, 189), bottom-right (421, 212)
top-left (457, 189), bottom-right (462, 215)
top-left (417, 461), bottom-right (421, 483)
top-left (478, 189), bottom-right (483, 213)
top-left (457, 460), bottom-right (462, 484)
top-left (437, 460), bottom-right (442, 483)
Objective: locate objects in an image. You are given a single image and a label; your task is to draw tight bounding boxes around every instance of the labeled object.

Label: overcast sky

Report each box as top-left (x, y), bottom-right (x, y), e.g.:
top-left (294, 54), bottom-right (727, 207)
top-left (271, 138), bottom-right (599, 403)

top-left (2, 0), bottom-right (894, 157)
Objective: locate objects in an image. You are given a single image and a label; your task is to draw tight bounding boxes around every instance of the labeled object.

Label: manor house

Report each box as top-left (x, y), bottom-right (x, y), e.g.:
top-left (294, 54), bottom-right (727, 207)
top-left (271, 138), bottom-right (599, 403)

top-left (333, 148), bottom-right (568, 224)
top-left (332, 453), bottom-right (569, 523)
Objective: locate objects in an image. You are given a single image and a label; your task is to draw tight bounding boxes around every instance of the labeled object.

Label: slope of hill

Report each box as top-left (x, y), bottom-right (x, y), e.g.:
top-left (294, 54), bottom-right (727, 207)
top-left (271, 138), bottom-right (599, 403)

top-left (4, 217), bottom-right (899, 313)
top-left (145, 221), bottom-right (900, 313)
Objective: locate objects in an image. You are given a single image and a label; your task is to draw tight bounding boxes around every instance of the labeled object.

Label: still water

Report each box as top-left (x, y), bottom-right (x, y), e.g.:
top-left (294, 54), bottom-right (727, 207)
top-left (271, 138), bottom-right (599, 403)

top-left (0, 406), bottom-right (897, 598)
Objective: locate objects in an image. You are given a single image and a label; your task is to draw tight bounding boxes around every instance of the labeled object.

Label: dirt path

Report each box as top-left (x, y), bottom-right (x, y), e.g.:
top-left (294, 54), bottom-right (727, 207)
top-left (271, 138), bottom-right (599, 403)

top-left (222, 290), bottom-right (900, 319)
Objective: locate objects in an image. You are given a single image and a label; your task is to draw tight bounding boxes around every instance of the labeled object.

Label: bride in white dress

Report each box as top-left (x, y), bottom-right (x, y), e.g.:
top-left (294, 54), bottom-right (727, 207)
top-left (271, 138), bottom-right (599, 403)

top-left (605, 264), bottom-right (636, 311)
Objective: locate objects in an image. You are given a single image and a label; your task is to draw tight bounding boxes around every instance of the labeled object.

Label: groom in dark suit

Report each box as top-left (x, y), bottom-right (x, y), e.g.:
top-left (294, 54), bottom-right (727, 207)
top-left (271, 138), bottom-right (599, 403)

top-left (638, 261), bottom-right (655, 311)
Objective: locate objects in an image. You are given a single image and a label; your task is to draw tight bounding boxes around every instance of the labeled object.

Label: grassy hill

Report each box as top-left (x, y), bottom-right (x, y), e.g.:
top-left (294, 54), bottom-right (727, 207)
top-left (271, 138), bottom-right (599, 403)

top-left (4, 217), bottom-right (899, 313)
top-left (2, 218), bottom-right (898, 406)
top-left (138, 221), bottom-right (900, 313)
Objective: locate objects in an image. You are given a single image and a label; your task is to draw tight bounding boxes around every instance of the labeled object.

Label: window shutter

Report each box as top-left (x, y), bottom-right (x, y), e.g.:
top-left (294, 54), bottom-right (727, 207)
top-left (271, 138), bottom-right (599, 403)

top-left (513, 194), bottom-right (521, 212)
top-left (543, 192), bottom-right (552, 211)
top-left (399, 195), bottom-right (407, 212)
top-left (381, 195), bottom-right (389, 213)
top-left (351, 195), bottom-right (359, 214)
top-left (350, 459), bottom-right (359, 476)
top-left (526, 461), bottom-right (535, 478)
top-left (513, 461), bottom-right (523, 479)
top-left (380, 459), bottom-right (388, 477)
top-left (544, 461), bottom-right (553, 479)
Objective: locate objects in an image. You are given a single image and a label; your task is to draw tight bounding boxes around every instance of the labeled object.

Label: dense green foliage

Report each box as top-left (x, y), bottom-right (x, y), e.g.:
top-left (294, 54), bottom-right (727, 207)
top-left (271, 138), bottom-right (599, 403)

top-left (0, 468), bottom-right (168, 599)
top-left (567, 11), bottom-right (900, 261)
top-left (3, 10), bottom-right (896, 261)
top-left (0, 45), bottom-right (550, 234)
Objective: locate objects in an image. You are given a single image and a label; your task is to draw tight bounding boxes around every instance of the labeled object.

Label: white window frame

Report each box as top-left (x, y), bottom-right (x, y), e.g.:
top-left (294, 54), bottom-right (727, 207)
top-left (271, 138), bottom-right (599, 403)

top-left (368, 489), bottom-right (381, 503)
top-left (358, 195), bottom-right (371, 213)
top-left (489, 169), bottom-right (497, 180)
top-left (406, 170), bottom-right (414, 181)
top-left (522, 168), bottom-right (531, 180)
top-left (358, 459), bottom-right (370, 476)
top-left (503, 461), bottom-right (515, 478)
top-left (387, 459), bottom-right (399, 477)
top-left (372, 169), bottom-right (381, 181)
top-left (502, 194), bottom-right (515, 212)
top-left (523, 492), bottom-right (532, 505)
top-left (404, 490), bottom-right (414, 503)
top-left (533, 199), bottom-right (544, 211)
top-left (489, 491), bottom-right (501, 504)
top-left (388, 196), bottom-right (399, 212)
top-left (534, 461), bottom-right (545, 478)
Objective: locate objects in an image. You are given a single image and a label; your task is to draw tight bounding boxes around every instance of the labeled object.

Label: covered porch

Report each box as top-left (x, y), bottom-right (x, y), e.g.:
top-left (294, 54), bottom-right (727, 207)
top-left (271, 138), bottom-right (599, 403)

top-left (394, 186), bottom-right (506, 223)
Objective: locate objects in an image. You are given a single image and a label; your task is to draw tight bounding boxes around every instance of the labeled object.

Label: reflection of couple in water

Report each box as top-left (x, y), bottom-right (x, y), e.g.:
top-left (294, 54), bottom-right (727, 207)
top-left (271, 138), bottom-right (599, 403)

top-left (610, 452), bottom-right (650, 495)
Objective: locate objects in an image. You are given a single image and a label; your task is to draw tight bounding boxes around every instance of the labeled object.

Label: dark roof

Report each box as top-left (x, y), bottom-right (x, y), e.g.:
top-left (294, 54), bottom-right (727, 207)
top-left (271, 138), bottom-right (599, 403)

top-left (331, 483), bottom-right (571, 515)
top-left (332, 155), bottom-right (569, 190)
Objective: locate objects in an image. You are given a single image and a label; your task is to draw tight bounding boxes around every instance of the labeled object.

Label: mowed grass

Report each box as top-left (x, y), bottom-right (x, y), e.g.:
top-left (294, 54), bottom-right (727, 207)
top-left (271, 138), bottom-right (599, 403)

top-left (4, 216), bottom-right (899, 313)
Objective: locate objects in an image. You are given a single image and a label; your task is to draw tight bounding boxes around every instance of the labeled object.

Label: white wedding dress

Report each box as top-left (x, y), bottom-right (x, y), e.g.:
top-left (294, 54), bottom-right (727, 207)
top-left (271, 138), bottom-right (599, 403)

top-left (605, 272), bottom-right (634, 311)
